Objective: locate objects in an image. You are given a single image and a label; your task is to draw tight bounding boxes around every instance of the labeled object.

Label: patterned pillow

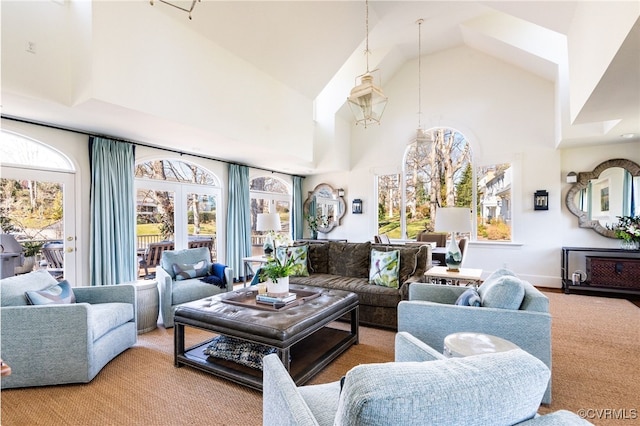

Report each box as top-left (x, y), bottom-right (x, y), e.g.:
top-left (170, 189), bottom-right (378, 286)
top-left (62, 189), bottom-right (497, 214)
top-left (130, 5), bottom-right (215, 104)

top-left (329, 242), bottom-right (371, 278)
top-left (172, 260), bottom-right (210, 281)
top-left (369, 249), bottom-right (400, 288)
top-left (307, 243), bottom-right (329, 274)
top-left (203, 335), bottom-right (276, 370)
top-left (25, 280), bottom-right (76, 305)
top-left (276, 245), bottom-right (309, 277)
top-left (455, 288), bottom-right (481, 306)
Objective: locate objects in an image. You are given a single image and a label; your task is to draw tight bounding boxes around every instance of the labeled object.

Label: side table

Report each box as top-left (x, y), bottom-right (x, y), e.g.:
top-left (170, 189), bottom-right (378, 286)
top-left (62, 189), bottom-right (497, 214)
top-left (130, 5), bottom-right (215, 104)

top-left (242, 255), bottom-right (270, 287)
top-left (443, 332), bottom-right (520, 358)
top-left (423, 266), bottom-right (482, 286)
top-left (133, 279), bottom-right (159, 334)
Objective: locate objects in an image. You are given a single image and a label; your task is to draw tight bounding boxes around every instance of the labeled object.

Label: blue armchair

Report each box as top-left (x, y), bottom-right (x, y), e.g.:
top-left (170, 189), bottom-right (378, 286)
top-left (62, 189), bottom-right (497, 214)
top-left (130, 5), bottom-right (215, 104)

top-left (263, 332), bottom-right (590, 425)
top-left (398, 268), bottom-right (553, 404)
top-left (0, 270), bottom-right (137, 389)
top-left (156, 247), bottom-right (233, 327)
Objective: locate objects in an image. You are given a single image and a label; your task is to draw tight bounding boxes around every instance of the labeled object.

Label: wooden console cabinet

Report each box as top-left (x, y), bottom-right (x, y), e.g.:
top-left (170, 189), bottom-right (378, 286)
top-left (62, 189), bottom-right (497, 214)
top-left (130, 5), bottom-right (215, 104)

top-left (562, 246), bottom-right (640, 295)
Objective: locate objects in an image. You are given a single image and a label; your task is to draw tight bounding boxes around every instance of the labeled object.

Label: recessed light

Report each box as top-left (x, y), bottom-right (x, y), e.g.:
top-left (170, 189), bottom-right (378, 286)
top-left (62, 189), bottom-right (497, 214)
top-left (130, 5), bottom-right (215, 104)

top-left (620, 133), bottom-right (636, 139)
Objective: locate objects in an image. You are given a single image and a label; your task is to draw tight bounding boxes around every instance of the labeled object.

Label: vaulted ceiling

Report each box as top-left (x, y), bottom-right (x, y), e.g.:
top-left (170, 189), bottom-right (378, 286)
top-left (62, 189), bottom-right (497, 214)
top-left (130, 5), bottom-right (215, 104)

top-left (2, 1), bottom-right (638, 174)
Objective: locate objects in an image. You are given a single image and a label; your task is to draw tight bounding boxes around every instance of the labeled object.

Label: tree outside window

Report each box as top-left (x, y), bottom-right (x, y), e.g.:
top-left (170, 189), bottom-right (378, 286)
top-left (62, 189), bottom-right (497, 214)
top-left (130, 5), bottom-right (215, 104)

top-left (250, 176), bottom-right (291, 256)
top-left (377, 127), bottom-right (511, 241)
top-left (135, 159), bottom-right (220, 259)
top-left (404, 128), bottom-right (472, 239)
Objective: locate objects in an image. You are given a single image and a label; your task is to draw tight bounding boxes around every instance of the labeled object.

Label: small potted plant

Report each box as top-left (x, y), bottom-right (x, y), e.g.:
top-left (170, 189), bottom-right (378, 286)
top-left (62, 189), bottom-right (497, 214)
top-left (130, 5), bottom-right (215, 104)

top-left (610, 215), bottom-right (640, 250)
top-left (259, 255), bottom-right (294, 296)
top-left (15, 241), bottom-right (44, 274)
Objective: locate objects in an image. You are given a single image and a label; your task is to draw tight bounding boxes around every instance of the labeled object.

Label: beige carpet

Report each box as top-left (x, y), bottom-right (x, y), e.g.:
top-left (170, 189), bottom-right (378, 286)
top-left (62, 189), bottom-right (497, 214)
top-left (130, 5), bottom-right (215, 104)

top-left (1, 291), bottom-right (638, 426)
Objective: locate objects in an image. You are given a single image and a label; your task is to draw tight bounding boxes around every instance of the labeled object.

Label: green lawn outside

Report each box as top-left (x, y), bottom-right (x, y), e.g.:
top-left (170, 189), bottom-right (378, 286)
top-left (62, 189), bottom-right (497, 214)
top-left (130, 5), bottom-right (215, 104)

top-left (136, 223), bottom-right (217, 237)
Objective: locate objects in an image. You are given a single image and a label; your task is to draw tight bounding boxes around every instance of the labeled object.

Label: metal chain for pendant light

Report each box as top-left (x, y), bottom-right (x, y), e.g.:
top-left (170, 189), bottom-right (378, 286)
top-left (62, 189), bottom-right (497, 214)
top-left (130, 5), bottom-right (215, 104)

top-left (365, 0), bottom-right (371, 73)
top-left (417, 18), bottom-right (424, 130)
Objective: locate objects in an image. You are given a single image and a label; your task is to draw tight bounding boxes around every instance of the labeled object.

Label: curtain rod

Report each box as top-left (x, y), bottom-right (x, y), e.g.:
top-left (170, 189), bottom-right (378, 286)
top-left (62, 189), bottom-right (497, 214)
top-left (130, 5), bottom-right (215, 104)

top-left (1, 114), bottom-right (306, 179)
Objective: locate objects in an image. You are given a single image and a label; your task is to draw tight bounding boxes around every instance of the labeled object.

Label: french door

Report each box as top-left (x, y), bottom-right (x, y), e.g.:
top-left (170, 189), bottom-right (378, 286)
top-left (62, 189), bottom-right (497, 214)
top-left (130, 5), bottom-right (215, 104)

top-left (0, 166), bottom-right (78, 285)
top-left (135, 178), bottom-right (222, 262)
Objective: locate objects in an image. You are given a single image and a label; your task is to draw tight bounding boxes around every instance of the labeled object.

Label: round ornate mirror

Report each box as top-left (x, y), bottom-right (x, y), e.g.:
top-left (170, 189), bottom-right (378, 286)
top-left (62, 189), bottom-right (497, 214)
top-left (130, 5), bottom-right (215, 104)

top-left (303, 183), bottom-right (346, 233)
top-left (565, 159), bottom-right (640, 238)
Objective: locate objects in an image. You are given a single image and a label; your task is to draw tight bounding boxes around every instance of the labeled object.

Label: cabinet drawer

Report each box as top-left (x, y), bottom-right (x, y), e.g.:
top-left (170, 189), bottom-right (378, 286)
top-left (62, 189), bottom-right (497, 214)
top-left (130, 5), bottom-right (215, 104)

top-left (586, 256), bottom-right (640, 289)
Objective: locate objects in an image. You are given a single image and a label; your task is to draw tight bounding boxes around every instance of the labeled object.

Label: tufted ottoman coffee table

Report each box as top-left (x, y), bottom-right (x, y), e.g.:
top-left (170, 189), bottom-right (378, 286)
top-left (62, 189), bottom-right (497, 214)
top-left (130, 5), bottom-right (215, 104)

top-left (174, 284), bottom-right (359, 391)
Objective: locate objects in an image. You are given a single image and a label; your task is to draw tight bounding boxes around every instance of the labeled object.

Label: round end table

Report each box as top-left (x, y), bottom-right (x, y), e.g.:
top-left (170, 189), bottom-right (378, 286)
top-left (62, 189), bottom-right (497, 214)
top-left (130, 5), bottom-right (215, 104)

top-left (443, 332), bottom-right (519, 358)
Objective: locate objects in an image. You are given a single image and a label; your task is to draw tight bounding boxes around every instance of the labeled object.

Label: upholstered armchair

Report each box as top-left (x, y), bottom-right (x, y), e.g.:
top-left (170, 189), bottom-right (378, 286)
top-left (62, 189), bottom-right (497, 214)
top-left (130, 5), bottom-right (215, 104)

top-left (156, 247), bottom-right (233, 328)
top-left (0, 270), bottom-right (137, 389)
top-left (263, 332), bottom-right (590, 425)
top-left (398, 268), bottom-right (553, 404)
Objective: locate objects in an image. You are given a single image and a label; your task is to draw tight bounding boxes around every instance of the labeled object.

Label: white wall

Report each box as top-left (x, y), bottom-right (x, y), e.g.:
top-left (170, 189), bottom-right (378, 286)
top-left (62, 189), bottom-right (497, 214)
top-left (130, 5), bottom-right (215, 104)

top-left (1, 0), bottom-right (316, 170)
top-left (304, 46), bottom-right (640, 288)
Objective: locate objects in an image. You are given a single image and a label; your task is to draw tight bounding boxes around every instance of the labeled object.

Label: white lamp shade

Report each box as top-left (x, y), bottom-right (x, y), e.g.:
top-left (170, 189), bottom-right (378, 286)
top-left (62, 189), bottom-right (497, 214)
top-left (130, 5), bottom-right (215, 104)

top-left (256, 213), bottom-right (281, 232)
top-left (434, 207), bottom-right (472, 233)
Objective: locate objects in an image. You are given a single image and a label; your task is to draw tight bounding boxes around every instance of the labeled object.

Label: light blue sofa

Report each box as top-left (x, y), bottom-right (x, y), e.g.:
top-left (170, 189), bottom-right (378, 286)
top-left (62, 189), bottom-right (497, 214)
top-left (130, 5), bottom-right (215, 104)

top-left (263, 332), bottom-right (590, 425)
top-left (0, 270), bottom-right (137, 389)
top-left (397, 268), bottom-right (553, 404)
top-left (156, 247), bottom-right (233, 327)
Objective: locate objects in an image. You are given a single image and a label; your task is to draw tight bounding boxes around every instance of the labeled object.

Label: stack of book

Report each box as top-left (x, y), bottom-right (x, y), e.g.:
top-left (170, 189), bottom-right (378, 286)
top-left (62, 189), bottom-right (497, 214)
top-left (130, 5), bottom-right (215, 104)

top-left (256, 292), bottom-right (297, 306)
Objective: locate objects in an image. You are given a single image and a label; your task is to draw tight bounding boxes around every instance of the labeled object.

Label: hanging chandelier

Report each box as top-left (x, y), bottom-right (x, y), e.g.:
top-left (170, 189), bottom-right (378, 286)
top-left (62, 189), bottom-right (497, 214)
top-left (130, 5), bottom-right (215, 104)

top-left (412, 18), bottom-right (432, 147)
top-left (150, 0), bottom-right (200, 20)
top-left (347, 0), bottom-right (388, 128)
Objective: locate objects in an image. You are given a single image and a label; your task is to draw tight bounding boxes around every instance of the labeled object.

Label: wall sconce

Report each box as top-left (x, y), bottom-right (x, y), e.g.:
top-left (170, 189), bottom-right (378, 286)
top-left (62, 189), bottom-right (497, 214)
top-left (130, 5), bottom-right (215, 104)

top-left (534, 190), bottom-right (549, 211)
top-left (352, 199), bottom-right (363, 214)
top-left (566, 172), bottom-right (577, 183)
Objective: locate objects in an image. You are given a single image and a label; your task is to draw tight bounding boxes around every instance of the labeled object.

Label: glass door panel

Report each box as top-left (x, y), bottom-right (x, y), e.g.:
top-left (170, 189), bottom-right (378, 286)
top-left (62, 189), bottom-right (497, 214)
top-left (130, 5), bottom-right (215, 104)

top-left (187, 192), bottom-right (217, 261)
top-left (0, 167), bottom-right (76, 284)
top-left (136, 187), bottom-right (175, 277)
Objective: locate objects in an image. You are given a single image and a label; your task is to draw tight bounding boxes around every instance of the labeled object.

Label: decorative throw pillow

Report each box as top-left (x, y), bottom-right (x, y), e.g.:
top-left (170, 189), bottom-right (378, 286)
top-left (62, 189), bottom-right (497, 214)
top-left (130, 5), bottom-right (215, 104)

top-left (455, 288), bottom-right (481, 307)
top-left (479, 275), bottom-right (525, 310)
top-left (482, 268), bottom-right (517, 287)
top-left (369, 249), bottom-right (400, 288)
top-left (307, 243), bottom-right (329, 274)
top-left (276, 245), bottom-right (309, 277)
top-left (25, 280), bottom-right (76, 305)
top-left (328, 242), bottom-right (371, 278)
top-left (203, 335), bottom-right (277, 370)
top-left (210, 263), bottom-right (227, 284)
top-left (173, 260), bottom-right (210, 281)
top-left (200, 274), bottom-right (225, 288)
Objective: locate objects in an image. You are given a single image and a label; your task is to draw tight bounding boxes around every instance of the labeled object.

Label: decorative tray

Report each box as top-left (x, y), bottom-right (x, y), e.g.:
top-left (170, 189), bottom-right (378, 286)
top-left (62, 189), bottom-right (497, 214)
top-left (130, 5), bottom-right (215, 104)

top-left (222, 288), bottom-right (321, 311)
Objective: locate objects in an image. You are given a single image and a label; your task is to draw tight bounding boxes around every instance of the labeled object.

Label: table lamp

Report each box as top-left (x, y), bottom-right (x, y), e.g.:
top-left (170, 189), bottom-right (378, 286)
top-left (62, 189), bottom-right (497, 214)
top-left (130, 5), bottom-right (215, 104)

top-left (256, 213), bottom-right (281, 257)
top-left (434, 207), bottom-right (471, 271)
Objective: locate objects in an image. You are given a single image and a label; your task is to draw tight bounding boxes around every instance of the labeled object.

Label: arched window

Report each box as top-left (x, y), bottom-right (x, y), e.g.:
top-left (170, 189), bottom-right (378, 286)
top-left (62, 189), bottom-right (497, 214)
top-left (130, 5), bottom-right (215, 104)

top-left (135, 159), bottom-right (222, 269)
top-left (403, 128), bottom-right (472, 239)
top-left (0, 130), bottom-right (74, 170)
top-left (249, 176), bottom-right (291, 256)
top-left (376, 127), bottom-right (512, 242)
